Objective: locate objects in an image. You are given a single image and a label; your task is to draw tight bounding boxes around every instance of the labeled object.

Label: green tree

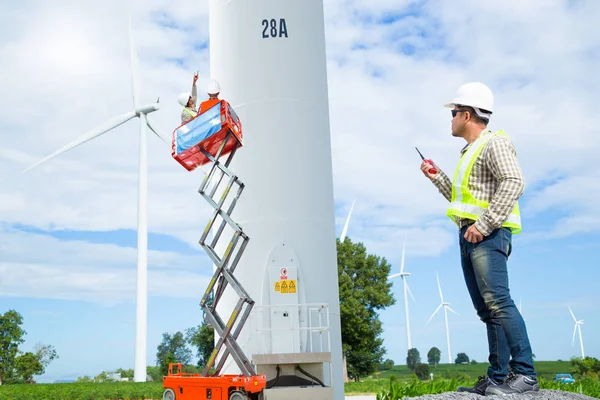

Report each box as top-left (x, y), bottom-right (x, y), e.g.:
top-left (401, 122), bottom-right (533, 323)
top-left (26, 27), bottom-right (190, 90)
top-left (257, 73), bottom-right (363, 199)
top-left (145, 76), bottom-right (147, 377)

top-left (337, 238), bottom-right (395, 381)
top-left (406, 348), bottom-right (421, 371)
top-left (160, 353), bottom-right (177, 377)
top-left (15, 352), bottom-right (43, 383)
top-left (116, 368), bottom-right (134, 379)
top-left (0, 310), bottom-right (26, 385)
top-left (455, 352), bottom-right (469, 364)
top-left (146, 366), bottom-right (162, 382)
top-left (570, 356), bottom-right (600, 378)
top-left (414, 363), bottom-right (430, 381)
top-left (186, 321), bottom-right (215, 369)
top-left (33, 343), bottom-right (58, 377)
top-left (427, 347), bottom-right (441, 368)
top-left (156, 331), bottom-right (193, 374)
top-left (378, 359), bottom-right (394, 371)
top-left (94, 371), bottom-right (108, 382)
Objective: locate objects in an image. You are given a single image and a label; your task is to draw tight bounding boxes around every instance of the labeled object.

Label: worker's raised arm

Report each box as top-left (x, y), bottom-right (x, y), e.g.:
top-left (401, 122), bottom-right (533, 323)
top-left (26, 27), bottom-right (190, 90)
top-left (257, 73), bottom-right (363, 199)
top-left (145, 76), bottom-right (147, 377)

top-left (191, 73), bottom-right (198, 110)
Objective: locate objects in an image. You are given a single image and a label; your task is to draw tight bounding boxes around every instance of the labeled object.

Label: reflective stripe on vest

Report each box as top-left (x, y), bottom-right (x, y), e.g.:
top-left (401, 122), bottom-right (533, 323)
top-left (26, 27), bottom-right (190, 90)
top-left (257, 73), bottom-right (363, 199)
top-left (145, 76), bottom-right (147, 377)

top-left (446, 129), bottom-right (522, 234)
top-left (183, 107), bottom-right (197, 119)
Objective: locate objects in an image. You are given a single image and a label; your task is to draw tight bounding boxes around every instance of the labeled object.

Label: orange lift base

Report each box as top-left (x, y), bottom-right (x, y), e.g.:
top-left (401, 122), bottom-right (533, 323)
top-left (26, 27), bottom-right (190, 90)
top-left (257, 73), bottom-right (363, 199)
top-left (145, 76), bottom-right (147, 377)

top-left (163, 363), bottom-right (266, 400)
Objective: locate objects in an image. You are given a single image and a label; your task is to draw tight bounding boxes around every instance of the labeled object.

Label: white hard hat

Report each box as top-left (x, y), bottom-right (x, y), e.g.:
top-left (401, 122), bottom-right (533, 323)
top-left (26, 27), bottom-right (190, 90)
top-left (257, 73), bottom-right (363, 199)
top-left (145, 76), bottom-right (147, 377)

top-left (207, 79), bottom-right (221, 95)
top-left (178, 92), bottom-right (192, 107)
top-left (444, 82), bottom-right (494, 119)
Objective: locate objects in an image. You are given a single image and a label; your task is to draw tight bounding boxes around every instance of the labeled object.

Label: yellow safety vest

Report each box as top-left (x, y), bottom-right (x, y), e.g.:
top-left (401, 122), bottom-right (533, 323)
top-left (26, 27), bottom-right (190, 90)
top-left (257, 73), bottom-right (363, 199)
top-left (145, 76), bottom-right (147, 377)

top-left (182, 107), bottom-right (197, 119)
top-left (446, 130), bottom-right (522, 234)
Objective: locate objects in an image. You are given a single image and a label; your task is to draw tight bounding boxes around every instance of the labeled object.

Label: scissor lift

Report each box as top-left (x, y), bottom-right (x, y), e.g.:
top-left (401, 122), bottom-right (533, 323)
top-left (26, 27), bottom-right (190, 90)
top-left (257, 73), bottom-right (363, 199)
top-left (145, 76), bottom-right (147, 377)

top-left (164, 102), bottom-right (266, 400)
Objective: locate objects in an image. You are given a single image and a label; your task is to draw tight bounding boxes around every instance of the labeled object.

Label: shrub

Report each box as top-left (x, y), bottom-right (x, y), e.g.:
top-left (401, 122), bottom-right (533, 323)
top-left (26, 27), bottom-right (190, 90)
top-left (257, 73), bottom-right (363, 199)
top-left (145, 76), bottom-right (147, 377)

top-left (414, 364), bottom-right (430, 381)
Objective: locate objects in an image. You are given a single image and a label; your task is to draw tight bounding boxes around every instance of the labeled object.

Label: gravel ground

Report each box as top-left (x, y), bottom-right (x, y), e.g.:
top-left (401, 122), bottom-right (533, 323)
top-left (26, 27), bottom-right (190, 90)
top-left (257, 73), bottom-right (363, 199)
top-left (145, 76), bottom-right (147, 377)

top-left (404, 389), bottom-right (597, 400)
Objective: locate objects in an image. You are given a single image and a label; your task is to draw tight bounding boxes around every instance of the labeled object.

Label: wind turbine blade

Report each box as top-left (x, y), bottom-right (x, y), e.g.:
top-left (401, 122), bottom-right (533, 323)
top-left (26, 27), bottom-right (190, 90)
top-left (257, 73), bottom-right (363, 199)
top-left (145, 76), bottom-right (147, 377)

top-left (388, 273), bottom-right (401, 280)
top-left (569, 306), bottom-right (577, 322)
top-left (426, 304), bottom-right (443, 326)
top-left (23, 111), bottom-right (137, 172)
top-left (340, 199), bottom-right (355, 242)
top-left (406, 281), bottom-right (417, 304)
top-left (446, 306), bottom-right (459, 316)
top-left (146, 117), bottom-right (168, 144)
top-left (128, 12), bottom-right (141, 109)
top-left (400, 236), bottom-right (406, 273)
top-left (436, 271), bottom-right (444, 302)
top-left (572, 323), bottom-right (577, 346)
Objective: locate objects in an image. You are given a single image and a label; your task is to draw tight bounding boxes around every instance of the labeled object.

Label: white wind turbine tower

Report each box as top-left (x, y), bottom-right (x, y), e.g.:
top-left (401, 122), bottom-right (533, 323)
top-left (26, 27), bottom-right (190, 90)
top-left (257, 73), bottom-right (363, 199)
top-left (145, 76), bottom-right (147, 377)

top-left (23, 15), bottom-right (165, 382)
top-left (426, 272), bottom-right (459, 364)
top-left (569, 306), bottom-right (585, 359)
top-left (387, 237), bottom-right (416, 350)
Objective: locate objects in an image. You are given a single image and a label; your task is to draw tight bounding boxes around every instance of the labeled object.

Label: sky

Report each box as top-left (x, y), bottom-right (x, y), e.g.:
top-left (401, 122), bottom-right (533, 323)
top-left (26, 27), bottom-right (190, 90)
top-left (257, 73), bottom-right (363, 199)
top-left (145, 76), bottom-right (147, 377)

top-left (1, 0), bottom-right (599, 383)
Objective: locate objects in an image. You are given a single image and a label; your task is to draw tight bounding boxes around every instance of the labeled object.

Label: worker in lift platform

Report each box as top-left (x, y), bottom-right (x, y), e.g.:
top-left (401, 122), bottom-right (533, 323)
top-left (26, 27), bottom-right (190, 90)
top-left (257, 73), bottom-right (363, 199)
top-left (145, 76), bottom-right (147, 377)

top-left (198, 79), bottom-right (222, 114)
top-left (177, 72), bottom-right (199, 124)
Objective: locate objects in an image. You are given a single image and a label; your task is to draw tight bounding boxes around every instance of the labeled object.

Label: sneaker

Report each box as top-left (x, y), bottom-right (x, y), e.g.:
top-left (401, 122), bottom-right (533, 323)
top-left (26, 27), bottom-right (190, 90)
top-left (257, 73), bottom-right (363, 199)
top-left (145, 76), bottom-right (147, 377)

top-left (485, 372), bottom-right (540, 395)
top-left (457, 375), bottom-right (500, 395)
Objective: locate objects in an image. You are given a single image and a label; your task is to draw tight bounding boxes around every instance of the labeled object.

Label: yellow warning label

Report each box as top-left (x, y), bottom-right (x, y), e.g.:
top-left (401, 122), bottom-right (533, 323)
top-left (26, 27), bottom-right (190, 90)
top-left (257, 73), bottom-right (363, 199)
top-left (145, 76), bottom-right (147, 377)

top-left (274, 280), bottom-right (297, 293)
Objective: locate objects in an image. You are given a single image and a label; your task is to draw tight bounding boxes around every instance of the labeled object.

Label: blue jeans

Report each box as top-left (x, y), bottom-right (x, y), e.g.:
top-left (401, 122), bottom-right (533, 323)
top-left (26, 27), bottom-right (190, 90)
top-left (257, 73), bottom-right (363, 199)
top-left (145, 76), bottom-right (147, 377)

top-left (459, 225), bottom-right (536, 382)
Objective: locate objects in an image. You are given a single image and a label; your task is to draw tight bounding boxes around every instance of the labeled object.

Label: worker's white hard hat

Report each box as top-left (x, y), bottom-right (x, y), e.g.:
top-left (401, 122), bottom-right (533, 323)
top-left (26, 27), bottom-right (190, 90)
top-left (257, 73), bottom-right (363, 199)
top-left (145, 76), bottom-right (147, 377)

top-left (207, 79), bottom-right (221, 95)
top-left (178, 92), bottom-right (192, 107)
top-left (444, 82), bottom-right (494, 120)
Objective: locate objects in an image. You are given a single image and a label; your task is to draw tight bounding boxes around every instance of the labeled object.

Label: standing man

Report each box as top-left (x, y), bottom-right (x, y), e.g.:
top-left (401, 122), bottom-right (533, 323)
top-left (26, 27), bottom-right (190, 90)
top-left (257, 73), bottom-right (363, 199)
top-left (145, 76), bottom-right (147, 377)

top-left (178, 72), bottom-right (199, 124)
top-left (421, 82), bottom-right (538, 396)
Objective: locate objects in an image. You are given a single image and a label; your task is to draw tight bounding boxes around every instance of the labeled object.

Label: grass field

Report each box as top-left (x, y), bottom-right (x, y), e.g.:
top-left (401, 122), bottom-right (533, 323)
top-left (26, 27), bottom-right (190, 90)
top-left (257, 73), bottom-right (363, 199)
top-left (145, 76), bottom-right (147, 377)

top-left (375, 360), bottom-right (573, 381)
top-left (0, 361), bottom-right (596, 399)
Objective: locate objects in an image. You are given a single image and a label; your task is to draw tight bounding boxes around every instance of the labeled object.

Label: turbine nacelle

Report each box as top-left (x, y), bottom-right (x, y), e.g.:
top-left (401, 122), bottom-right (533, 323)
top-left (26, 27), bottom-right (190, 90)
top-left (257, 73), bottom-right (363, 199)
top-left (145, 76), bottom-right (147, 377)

top-left (388, 271), bottom-right (410, 280)
top-left (135, 103), bottom-right (160, 115)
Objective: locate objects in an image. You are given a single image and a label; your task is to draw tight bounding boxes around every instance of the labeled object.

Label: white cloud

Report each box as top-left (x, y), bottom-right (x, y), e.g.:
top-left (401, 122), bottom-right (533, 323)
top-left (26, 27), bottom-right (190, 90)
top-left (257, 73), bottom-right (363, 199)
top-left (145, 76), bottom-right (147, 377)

top-left (0, 225), bottom-right (210, 305)
top-left (0, 0), bottom-right (598, 306)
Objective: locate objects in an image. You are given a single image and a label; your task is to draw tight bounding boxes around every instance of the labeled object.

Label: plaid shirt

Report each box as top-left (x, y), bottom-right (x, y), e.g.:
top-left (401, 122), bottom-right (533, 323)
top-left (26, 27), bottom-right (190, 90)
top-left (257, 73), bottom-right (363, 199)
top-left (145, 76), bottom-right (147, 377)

top-left (431, 128), bottom-right (525, 236)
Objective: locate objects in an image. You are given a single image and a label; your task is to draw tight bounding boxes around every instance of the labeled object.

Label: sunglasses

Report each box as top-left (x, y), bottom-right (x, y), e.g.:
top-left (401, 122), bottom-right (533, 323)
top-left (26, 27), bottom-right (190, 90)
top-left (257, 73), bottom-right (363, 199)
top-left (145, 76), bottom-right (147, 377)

top-left (451, 109), bottom-right (469, 118)
top-left (450, 110), bottom-right (469, 118)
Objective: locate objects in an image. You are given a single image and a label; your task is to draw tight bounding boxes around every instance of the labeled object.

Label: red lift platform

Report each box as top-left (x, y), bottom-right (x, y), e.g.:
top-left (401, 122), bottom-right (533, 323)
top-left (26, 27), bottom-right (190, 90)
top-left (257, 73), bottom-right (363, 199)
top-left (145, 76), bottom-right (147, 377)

top-left (172, 100), bottom-right (243, 172)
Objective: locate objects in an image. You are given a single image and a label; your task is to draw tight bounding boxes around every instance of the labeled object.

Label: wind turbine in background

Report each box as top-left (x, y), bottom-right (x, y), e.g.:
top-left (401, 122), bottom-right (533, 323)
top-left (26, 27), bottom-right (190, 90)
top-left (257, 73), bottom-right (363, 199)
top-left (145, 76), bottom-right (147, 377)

top-left (519, 297), bottom-right (526, 322)
top-left (426, 272), bottom-right (459, 364)
top-left (387, 237), bottom-right (416, 351)
top-left (23, 14), bottom-right (166, 382)
top-left (339, 199), bottom-right (355, 242)
top-left (569, 306), bottom-right (585, 359)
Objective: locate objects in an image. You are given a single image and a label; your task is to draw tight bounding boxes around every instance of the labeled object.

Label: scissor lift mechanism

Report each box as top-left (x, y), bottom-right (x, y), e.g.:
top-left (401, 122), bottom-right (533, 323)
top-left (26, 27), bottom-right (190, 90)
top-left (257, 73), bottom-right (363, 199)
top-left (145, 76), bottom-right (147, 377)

top-left (196, 130), bottom-right (256, 378)
top-left (163, 125), bottom-right (266, 400)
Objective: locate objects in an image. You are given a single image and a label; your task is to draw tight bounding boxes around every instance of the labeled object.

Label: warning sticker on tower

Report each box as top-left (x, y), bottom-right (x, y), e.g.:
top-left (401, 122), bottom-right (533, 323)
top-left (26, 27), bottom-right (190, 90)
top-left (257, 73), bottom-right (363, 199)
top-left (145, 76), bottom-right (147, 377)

top-left (280, 267), bottom-right (288, 280)
top-left (273, 280), bottom-right (297, 294)
top-left (280, 281), bottom-right (289, 293)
